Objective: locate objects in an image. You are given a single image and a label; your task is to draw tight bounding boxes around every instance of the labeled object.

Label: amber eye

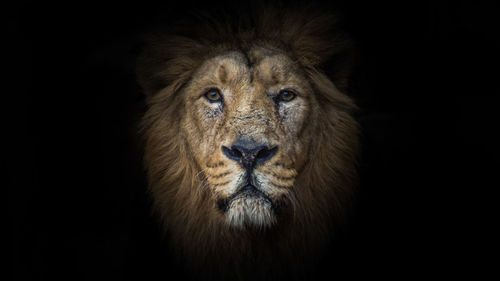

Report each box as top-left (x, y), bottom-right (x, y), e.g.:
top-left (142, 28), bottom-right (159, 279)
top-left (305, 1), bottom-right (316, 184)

top-left (278, 89), bottom-right (296, 102)
top-left (204, 88), bottom-right (222, 102)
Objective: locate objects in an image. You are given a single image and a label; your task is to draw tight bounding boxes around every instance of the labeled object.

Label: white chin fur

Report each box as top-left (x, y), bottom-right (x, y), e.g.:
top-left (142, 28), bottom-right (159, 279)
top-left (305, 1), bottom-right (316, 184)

top-left (226, 196), bottom-right (276, 229)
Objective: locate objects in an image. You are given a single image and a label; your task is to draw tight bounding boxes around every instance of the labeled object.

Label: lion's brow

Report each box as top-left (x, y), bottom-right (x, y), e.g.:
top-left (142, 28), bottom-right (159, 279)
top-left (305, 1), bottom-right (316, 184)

top-left (218, 65), bottom-right (228, 84)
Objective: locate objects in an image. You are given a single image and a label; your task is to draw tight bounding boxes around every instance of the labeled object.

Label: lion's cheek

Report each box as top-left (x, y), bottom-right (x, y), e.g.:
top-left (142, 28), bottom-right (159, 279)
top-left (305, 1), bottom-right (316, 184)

top-left (182, 108), bottom-right (221, 158)
top-left (181, 117), bottom-right (210, 167)
top-left (291, 134), bottom-right (312, 172)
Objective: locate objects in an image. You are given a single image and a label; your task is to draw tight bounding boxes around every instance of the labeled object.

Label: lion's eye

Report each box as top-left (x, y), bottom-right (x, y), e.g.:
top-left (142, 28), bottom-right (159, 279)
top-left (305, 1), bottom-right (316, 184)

top-left (204, 89), bottom-right (222, 102)
top-left (278, 90), bottom-right (296, 102)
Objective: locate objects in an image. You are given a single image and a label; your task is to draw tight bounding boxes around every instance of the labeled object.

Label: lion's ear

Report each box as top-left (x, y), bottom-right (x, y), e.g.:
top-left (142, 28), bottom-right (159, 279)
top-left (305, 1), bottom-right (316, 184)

top-left (320, 40), bottom-right (356, 93)
top-left (283, 12), bottom-right (356, 92)
top-left (135, 37), bottom-right (167, 98)
top-left (135, 35), bottom-right (203, 99)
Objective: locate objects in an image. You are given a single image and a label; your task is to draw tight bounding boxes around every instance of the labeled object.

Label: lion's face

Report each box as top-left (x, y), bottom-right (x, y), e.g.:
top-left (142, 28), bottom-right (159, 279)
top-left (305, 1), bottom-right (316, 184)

top-left (181, 48), bottom-right (315, 229)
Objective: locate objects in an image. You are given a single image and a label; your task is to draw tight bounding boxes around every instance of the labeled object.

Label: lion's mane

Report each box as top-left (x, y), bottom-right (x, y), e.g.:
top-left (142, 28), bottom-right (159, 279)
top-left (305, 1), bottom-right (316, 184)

top-left (136, 4), bottom-right (359, 280)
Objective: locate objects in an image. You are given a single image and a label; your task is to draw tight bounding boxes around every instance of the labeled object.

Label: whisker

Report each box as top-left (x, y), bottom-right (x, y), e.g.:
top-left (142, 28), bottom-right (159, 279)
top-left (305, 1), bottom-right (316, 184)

top-left (195, 170), bottom-right (206, 180)
top-left (197, 179), bottom-right (210, 191)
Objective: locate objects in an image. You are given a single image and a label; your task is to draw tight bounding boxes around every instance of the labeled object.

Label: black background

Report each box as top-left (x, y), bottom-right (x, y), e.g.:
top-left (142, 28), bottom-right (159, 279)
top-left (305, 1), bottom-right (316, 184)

top-left (8, 0), bottom-right (498, 280)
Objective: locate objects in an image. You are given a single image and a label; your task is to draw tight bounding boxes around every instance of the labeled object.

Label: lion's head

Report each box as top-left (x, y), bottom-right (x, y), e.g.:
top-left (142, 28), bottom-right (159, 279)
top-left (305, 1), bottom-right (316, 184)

top-left (137, 5), bottom-right (359, 280)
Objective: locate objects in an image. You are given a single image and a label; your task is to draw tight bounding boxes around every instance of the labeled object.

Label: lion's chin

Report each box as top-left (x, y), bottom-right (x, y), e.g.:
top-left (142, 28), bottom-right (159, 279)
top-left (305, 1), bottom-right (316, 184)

top-left (225, 192), bottom-right (276, 229)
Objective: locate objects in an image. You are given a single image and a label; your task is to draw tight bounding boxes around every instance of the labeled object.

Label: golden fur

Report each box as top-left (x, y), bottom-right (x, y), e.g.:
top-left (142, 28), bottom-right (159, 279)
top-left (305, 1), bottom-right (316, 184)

top-left (136, 4), bottom-right (359, 281)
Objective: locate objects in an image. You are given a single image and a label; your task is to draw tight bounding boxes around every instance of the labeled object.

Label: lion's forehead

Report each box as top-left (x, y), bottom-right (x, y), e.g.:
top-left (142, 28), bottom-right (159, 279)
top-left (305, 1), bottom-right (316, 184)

top-left (194, 48), bottom-right (301, 90)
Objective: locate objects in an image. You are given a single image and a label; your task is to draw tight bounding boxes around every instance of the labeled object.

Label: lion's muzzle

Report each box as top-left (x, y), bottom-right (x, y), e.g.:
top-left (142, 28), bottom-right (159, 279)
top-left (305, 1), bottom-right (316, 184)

top-left (221, 139), bottom-right (278, 170)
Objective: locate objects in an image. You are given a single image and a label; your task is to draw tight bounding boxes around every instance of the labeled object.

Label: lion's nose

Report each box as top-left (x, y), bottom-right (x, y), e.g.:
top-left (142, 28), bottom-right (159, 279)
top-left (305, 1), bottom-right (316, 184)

top-left (222, 143), bottom-right (278, 170)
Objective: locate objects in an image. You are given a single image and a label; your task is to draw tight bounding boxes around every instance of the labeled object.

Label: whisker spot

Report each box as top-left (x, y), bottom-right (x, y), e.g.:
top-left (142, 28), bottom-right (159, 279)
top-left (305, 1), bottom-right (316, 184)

top-left (270, 172), bottom-right (295, 181)
top-left (206, 161), bottom-right (226, 168)
top-left (212, 181), bottom-right (231, 187)
top-left (270, 182), bottom-right (293, 189)
top-left (210, 171), bottom-right (231, 179)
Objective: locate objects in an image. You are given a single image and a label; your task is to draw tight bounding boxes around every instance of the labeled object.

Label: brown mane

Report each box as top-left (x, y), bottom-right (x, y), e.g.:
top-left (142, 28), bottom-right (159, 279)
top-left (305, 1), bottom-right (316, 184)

top-left (136, 4), bottom-right (359, 280)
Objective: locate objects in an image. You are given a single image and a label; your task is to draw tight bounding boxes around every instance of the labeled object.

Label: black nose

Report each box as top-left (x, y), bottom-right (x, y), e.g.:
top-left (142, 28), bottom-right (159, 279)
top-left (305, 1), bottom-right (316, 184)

top-left (222, 144), bottom-right (278, 170)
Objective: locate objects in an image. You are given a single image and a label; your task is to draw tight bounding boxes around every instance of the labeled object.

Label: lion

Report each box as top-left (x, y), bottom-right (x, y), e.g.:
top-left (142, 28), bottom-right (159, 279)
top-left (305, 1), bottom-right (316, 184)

top-left (136, 4), bottom-right (359, 281)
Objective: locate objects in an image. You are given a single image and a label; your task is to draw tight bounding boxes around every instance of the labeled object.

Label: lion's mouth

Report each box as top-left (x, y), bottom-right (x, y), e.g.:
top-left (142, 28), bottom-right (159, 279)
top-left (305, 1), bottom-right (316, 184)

top-left (218, 184), bottom-right (278, 229)
top-left (217, 184), bottom-right (273, 213)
